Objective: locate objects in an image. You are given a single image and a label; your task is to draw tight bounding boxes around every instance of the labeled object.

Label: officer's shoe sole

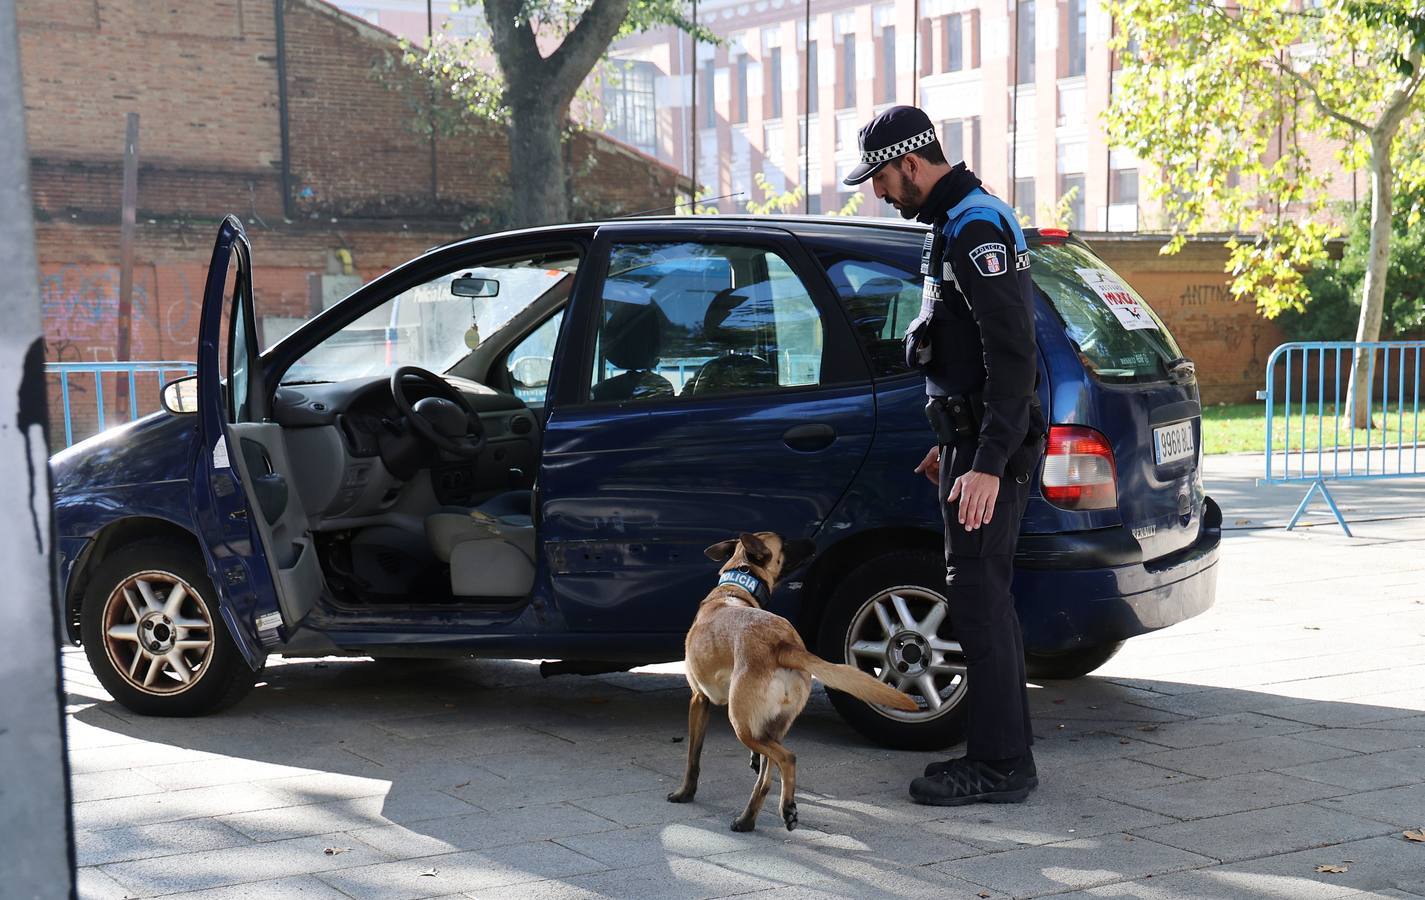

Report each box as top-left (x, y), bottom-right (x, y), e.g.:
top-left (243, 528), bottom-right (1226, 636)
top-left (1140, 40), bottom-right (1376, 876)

top-left (908, 777), bottom-right (1033, 806)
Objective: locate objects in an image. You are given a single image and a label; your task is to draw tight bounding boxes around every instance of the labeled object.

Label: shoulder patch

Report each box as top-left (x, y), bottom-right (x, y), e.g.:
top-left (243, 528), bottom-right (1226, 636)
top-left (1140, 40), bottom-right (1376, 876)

top-left (969, 242), bottom-right (1008, 277)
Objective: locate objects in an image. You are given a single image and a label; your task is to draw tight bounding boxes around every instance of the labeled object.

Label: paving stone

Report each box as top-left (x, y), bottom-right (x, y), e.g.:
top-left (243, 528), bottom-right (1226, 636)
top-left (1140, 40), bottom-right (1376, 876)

top-left (933, 833), bottom-right (1214, 897)
top-left (316, 840), bottom-right (608, 900)
top-left (550, 816), bottom-right (791, 868)
top-left (348, 803), bottom-right (622, 860)
top-left (1063, 866), bottom-right (1366, 899)
top-left (915, 787), bottom-right (1178, 853)
top-left (77, 818), bottom-right (253, 867)
top-left (1133, 735), bottom-right (1360, 779)
top-left (726, 869), bottom-right (1005, 900)
top-left (1110, 713), bottom-right (1314, 751)
top-left (1054, 756), bottom-right (1206, 794)
top-left (77, 867), bottom-right (139, 900)
top-left (1210, 835), bottom-right (1425, 895)
top-left (1311, 783), bottom-right (1425, 829)
top-left (1105, 771), bottom-right (1348, 821)
top-left (99, 834), bottom-right (392, 896)
top-left (473, 856), bottom-right (779, 900)
top-left (70, 769), bottom-right (166, 803)
top-left (156, 874), bottom-right (352, 899)
top-left (1294, 728), bottom-right (1425, 754)
top-left (1278, 748), bottom-right (1425, 792)
top-left (1130, 803), bottom-right (1394, 863)
top-left (217, 790), bottom-right (481, 842)
top-left (71, 782), bottom-right (293, 831)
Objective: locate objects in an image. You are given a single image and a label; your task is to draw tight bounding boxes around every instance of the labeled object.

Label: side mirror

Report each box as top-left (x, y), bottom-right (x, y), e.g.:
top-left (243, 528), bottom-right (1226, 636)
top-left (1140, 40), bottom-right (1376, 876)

top-left (451, 274), bottom-right (499, 298)
top-left (160, 376), bottom-right (199, 415)
top-left (510, 356), bottom-right (552, 389)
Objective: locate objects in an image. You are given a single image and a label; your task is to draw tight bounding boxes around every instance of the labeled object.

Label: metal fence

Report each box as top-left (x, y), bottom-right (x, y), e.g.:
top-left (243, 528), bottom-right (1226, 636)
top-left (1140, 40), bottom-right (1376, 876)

top-left (1258, 340), bottom-right (1424, 536)
top-left (46, 361), bottom-right (196, 450)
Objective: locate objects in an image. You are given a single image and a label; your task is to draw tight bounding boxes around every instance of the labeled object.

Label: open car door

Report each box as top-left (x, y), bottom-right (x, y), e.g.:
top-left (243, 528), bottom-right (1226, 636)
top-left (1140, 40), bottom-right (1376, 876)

top-left (190, 216), bottom-right (285, 669)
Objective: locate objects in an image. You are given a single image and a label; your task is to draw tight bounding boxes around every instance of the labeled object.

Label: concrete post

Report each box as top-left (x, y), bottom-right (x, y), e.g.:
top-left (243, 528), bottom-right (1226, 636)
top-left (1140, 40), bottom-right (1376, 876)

top-left (0, 0), bottom-right (78, 896)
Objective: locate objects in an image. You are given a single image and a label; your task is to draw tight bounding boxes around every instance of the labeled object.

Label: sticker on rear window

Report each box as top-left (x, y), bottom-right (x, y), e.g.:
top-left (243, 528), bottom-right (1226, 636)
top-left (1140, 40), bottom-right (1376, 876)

top-left (1075, 268), bottom-right (1159, 331)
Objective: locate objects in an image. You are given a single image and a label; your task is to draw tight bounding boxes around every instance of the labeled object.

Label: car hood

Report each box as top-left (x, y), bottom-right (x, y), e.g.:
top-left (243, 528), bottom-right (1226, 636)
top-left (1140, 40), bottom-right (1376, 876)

top-left (50, 410), bottom-right (198, 495)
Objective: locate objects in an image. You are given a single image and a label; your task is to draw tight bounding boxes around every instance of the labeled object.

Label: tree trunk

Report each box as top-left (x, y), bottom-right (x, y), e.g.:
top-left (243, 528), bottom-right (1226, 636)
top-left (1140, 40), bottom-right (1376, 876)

top-left (1346, 135), bottom-right (1393, 429)
top-left (507, 97), bottom-right (569, 227)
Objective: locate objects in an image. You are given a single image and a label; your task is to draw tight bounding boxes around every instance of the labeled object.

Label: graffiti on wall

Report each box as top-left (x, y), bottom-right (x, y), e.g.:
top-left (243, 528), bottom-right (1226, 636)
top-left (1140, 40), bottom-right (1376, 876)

top-left (39, 264), bottom-right (199, 362)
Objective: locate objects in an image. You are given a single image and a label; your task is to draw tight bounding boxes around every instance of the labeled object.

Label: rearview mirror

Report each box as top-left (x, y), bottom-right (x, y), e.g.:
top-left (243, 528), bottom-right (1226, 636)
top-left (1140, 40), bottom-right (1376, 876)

top-left (451, 274), bottom-right (499, 298)
top-left (161, 375), bottom-right (199, 415)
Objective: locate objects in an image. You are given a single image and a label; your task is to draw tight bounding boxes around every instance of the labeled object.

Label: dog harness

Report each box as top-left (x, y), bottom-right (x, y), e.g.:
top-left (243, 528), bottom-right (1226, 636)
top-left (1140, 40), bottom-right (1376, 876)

top-left (717, 567), bottom-right (770, 605)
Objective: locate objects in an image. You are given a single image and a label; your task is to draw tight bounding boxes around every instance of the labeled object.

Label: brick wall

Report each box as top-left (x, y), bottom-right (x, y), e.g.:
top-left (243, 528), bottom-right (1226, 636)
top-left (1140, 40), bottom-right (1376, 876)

top-left (1089, 235), bottom-right (1287, 405)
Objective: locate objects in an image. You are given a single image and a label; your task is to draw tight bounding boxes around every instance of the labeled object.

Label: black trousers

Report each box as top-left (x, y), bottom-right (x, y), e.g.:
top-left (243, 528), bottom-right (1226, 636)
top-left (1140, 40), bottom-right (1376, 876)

top-left (939, 442), bottom-right (1035, 761)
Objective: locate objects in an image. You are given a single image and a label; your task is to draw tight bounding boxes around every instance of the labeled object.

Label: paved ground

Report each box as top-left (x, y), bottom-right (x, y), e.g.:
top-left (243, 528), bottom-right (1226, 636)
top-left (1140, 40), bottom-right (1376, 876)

top-left (63, 454), bottom-right (1425, 899)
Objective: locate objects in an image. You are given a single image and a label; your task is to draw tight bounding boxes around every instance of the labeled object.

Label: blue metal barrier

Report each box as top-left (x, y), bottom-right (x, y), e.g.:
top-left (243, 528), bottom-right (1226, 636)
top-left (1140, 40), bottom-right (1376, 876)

top-left (1258, 340), bottom-right (1424, 536)
top-left (45, 361), bottom-right (196, 449)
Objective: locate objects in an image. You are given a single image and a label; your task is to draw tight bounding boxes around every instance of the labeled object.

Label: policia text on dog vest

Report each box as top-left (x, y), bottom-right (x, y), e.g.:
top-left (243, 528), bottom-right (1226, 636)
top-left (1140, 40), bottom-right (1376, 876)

top-left (905, 174), bottom-right (1045, 479)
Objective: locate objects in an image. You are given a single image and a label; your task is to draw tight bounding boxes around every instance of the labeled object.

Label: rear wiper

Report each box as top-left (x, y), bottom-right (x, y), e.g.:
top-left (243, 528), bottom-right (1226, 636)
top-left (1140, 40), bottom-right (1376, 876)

top-left (1162, 357), bottom-right (1196, 385)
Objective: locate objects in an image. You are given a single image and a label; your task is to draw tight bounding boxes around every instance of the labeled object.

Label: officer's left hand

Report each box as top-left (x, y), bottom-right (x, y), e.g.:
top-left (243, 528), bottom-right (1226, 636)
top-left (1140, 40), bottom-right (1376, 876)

top-left (947, 470), bottom-right (1000, 530)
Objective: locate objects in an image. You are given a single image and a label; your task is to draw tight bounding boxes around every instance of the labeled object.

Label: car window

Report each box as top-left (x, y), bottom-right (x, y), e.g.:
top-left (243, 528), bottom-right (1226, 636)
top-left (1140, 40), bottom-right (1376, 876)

top-left (587, 242), bottom-right (824, 403)
top-left (505, 310), bottom-right (564, 405)
top-left (1031, 241), bottom-right (1183, 383)
top-left (283, 254), bottom-right (579, 384)
top-left (819, 254), bottom-right (922, 378)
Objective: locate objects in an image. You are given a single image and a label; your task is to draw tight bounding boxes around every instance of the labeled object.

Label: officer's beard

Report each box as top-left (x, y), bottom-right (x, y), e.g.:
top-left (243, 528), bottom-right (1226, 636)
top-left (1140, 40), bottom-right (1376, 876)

top-left (885, 167), bottom-right (927, 219)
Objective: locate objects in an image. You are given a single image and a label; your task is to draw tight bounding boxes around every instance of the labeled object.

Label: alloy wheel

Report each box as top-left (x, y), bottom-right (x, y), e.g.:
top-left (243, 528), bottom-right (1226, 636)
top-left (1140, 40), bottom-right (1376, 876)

top-left (844, 586), bottom-right (967, 721)
top-left (100, 570), bottom-right (215, 696)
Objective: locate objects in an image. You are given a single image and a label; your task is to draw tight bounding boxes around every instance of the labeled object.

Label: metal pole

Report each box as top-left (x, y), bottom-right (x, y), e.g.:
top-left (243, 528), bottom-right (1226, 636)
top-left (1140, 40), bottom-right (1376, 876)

top-left (691, 0), bottom-right (698, 203)
top-left (273, 0), bottom-right (294, 218)
top-left (0, 0), bottom-right (76, 893)
top-left (804, 0), bottom-right (810, 214)
top-left (427, 0), bottom-right (438, 204)
top-left (117, 112), bottom-right (138, 419)
top-left (1010, 0), bottom-right (1019, 208)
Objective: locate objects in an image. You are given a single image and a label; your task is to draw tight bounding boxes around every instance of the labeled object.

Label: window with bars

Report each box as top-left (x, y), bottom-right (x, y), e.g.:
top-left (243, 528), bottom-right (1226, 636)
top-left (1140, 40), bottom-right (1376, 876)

top-left (805, 41), bottom-right (819, 115)
top-left (604, 60), bottom-right (658, 157)
top-left (945, 14), bottom-right (963, 73)
top-left (1067, 0), bottom-right (1086, 77)
top-left (769, 47), bottom-right (783, 119)
top-left (703, 59), bottom-right (717, 128)
top-left (733, 54), bottom-right (749, 124)
top-left (1016, 0), bottom-right (1035, 84)
top-left (878, 26), bottom-right (896, 104)
top-left (840, 36), bottom-right (857, 109)
top-left (941, 120), bottom-right (964, 164)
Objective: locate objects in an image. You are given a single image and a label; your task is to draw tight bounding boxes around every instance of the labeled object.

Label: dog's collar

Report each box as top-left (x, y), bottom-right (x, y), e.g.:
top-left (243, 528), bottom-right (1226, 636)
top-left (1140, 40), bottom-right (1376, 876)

top-left (718, 567), bottom-right (770, 604)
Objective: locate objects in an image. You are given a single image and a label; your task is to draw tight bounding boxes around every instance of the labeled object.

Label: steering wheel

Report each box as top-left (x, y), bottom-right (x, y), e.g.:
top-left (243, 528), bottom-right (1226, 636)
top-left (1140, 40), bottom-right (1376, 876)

top-left (389, 366), bottom-right (486, 458)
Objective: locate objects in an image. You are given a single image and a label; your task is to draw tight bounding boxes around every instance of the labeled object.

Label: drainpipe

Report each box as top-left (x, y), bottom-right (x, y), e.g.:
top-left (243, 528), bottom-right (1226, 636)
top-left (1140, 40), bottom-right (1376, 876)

top-left (274, 0), bottom-right (295, 220)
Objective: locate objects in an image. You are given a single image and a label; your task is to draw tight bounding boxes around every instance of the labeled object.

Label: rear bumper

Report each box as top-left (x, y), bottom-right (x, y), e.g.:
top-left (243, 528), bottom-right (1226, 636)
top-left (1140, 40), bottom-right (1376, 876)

top-left (1014, 497), bottom-right (1221, 652)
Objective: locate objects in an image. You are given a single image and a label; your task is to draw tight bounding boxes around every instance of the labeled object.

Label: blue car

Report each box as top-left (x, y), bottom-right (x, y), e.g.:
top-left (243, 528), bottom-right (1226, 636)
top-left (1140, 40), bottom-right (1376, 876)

top-left (51, 215), bottom-right (1220, 749)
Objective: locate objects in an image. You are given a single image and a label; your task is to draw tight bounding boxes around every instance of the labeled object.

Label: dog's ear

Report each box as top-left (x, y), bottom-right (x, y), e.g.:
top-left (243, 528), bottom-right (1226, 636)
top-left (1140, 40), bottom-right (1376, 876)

top-left (781, 539), bottom-right (817, 574)
top-left (739, 532), bottom-right (773, 566)
top-left (704, 539), bottom-right (739, 562)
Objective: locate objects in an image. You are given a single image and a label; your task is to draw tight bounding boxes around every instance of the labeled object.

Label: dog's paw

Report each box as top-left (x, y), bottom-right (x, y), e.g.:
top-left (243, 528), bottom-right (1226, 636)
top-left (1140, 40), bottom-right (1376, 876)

top-left (666, 789), bottom-right (694, 804)
top-left (729, 817), bottom-right (756, 833)
top-left (782, 802), bottom-right (799, 831)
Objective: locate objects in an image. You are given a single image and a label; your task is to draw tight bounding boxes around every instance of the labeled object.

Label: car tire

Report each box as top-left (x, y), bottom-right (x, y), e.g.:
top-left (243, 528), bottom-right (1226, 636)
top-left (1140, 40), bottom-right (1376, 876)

top-left (80, 539), bottom-right (259, 716)
top-left (815, 549), bottom-right (969, 751)
top-left (1025, 641), bottom-right (1124, 680)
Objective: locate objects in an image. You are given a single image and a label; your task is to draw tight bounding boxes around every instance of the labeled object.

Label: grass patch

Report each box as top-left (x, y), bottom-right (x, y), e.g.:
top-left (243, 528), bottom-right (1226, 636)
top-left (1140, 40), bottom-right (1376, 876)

top-left (1202, 402), bottom-right (1425, 455)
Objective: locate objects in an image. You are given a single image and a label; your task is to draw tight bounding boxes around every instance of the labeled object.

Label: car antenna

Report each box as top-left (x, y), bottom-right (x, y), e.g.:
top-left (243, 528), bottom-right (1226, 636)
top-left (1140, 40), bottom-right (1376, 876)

top-left (615, 192), bottom-right (745, 218)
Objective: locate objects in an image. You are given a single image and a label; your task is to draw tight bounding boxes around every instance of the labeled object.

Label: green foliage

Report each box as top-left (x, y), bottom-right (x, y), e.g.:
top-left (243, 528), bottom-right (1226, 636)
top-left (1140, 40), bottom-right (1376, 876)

top-left (1105, 0), bottom-right (1425, 318)
top-left (1044, 186), bottom-right (1081, 230)
top-left (1282, 198), bottom-right (1425, 341)
top-left (679, 174), bottom-right (864, 217)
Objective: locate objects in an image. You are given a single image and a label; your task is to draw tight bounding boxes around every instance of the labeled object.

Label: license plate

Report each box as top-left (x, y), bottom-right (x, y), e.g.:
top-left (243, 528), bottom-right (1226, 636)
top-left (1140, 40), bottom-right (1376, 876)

top-left (1153, 419), bottom-right (1196, 465)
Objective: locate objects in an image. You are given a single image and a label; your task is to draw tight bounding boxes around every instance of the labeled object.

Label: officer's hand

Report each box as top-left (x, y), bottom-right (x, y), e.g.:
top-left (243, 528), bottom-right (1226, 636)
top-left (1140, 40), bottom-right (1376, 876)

top-left (947, 470), bottom-right (1000, 530)
top-left (913, 446), bottom-right (941, 485)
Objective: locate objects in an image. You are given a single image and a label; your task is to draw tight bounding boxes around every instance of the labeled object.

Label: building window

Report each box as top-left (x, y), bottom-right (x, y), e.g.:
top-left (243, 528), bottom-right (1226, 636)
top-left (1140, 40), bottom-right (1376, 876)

top-left (808, 192), bottom-right (823, 215)
top-left (969, 116), bottom-right (980, 169)
top-left (733, 54), bottom-right (749, 124)
top-left (768, 47), bottom-right (783, 119)
top-left (878, 25), bottom-right (896, 104)
top-left (1067, 0), bottom-right (1086, 77)
top-left (1111, 168), bottom-right (1139, 205)
top-left (604, 60), bottom-right (658, 157)
top-left (1014, 177), bottom-right (1036, 220)
top-left (1059, 174), bottom-right (1085, 229)
top-left (840, 36), bottom-right (857, 109)
top-left (805, 41), bottom-right (819, 115)
top-left (1016, 0), bottom-right (1035, 84)
top-left (941, 120), bottom-right (964, 163)
top-left (945, 14), bottom-right (963, 73)
top-left (703, 59), bottom-right (716, 128)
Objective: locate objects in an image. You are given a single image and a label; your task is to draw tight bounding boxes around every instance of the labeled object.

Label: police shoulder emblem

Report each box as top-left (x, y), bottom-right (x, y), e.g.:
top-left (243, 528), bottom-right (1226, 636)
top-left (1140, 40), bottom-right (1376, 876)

top-left (969, 242), bottom-right (1008, 277)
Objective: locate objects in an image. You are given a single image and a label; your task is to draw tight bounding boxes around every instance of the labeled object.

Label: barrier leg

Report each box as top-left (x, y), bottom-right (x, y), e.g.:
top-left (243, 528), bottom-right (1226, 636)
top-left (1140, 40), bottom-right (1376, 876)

top-left (1286, 478), bottom-right (1353, 537)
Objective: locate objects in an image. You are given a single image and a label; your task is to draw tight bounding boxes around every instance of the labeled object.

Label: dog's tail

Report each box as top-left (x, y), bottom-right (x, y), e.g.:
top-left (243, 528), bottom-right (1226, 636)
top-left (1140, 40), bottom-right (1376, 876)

top-left (778, 647), bottom-right (919, 712)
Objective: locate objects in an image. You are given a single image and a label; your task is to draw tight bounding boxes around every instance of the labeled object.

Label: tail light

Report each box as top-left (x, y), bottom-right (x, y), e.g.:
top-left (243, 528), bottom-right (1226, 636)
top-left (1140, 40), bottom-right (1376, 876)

top-left (1041, 425), bottom-right (1118, 510)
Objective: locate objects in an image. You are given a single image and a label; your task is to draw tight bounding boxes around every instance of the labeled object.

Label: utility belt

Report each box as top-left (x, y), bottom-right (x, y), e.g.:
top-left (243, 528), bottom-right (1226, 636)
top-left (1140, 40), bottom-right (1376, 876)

top-left (926, 393), bottom-right (1047, 481)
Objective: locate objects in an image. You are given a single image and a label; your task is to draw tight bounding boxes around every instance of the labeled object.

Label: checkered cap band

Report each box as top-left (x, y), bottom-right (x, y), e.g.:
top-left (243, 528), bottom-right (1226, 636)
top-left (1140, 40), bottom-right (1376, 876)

top-left (861, 127), bottom-right (936, 165)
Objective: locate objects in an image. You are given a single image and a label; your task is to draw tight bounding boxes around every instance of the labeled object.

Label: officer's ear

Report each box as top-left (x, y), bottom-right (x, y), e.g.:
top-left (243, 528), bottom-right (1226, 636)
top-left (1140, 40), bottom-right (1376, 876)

top-left (898, 153), bottom-right (919, 182)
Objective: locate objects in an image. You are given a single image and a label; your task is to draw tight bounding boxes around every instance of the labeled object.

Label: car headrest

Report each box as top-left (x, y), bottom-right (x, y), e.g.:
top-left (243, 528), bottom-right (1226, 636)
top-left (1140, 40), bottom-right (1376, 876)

top-left (703, 282), bottom-right (775, 350)
top-left (603, 300), bottom-right (665, 371)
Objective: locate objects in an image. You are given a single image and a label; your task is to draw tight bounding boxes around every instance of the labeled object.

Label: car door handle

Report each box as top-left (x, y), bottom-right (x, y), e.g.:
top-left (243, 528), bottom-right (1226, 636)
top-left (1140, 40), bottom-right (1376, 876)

top-left (783, 424), bottom-right (836, 452)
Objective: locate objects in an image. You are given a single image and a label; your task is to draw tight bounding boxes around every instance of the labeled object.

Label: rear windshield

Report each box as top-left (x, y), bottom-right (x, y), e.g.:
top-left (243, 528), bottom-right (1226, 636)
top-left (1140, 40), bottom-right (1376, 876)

top-left (1031, 241), bottom-right (1183, 383)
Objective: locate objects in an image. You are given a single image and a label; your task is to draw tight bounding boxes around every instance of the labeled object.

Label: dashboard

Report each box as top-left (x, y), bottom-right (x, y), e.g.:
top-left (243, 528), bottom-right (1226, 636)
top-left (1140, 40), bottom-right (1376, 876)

top-left (272, 375), bottom-right (539, 521)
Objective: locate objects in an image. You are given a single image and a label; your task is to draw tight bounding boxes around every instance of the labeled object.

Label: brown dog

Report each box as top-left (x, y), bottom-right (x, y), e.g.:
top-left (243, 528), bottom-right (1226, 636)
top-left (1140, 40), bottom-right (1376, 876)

top-left (667, 532), bottom-right (919, 832)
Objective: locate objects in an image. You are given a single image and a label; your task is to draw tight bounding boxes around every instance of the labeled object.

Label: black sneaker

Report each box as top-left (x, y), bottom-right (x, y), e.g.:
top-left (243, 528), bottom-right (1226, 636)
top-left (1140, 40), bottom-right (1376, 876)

top-left (924, 753), bottom-right (1037, 788)
top-left (909, 757), bottom-right (1035, 806)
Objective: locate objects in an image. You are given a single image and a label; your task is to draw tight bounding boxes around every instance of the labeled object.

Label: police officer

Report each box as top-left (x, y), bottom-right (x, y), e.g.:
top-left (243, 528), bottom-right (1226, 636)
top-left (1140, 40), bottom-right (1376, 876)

top-left (844, 105), bottom-right (1045, 806)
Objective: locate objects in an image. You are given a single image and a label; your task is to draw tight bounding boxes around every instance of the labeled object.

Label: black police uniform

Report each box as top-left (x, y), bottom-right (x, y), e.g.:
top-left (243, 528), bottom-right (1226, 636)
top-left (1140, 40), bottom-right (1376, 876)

top-left (844, 106), bottom-right (1044, 775)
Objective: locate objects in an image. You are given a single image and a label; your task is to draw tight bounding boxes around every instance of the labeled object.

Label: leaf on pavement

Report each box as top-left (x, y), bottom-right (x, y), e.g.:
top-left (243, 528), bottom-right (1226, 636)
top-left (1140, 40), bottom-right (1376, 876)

top-left (977, 892), bottom-right (991, 898)
top-left (1405, 828), bottom-right (1425, 842)
top-left (323, 847), bottom-right (350, 856)
top-left (1235, 518), bottom-right (1252, 525)
top-left (420, 868), bottom-right (439, 877)
top-left (1314, 864), bottom-right (1348, 874)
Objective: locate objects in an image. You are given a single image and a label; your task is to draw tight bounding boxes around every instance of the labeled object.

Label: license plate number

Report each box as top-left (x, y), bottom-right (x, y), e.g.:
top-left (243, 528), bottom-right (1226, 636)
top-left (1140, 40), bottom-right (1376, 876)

top-left (1153, 420), bottom-right (1196, 465)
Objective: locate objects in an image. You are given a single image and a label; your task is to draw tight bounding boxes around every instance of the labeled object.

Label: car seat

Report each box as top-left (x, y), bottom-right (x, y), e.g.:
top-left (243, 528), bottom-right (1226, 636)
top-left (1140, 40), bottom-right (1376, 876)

top-left (590, 300), bottom-right (675, 402)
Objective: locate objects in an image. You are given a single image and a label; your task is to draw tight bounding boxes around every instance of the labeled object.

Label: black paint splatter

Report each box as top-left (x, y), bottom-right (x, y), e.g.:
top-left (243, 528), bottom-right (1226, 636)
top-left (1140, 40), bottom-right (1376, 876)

top-left (19, 337), bottom-right (49, 554)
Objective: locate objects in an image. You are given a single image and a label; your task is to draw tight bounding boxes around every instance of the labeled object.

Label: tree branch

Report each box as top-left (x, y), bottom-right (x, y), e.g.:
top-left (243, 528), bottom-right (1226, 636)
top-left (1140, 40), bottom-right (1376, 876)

top-left (1376, 48), bottom-right (1425, 141)
top-left (485, 0), bottom-right (542, 81)
top-left (544, 0), bottom-right (632, 104)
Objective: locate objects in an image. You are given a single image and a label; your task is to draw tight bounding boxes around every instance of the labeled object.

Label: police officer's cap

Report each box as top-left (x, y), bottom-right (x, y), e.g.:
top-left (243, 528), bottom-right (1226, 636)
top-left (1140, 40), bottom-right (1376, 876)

top-left (843, 105), bottom-right (938, 186)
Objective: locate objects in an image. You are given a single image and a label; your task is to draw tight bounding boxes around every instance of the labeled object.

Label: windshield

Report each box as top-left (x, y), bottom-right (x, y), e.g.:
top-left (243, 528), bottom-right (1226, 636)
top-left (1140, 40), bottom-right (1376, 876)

top-left (1031, 241), bottom-right (1183, 383)
top-left (283, 259), bottom-right (573, 385)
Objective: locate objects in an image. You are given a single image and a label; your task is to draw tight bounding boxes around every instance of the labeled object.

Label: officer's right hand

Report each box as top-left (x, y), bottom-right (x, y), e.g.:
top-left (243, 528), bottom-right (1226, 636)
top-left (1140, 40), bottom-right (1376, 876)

top-left (913, 446), bottom-right (940, 485)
